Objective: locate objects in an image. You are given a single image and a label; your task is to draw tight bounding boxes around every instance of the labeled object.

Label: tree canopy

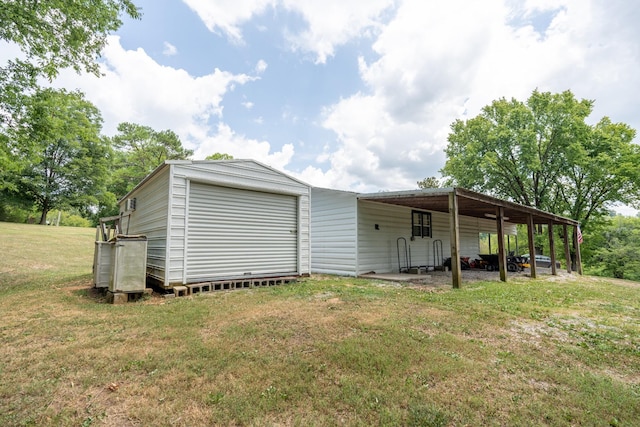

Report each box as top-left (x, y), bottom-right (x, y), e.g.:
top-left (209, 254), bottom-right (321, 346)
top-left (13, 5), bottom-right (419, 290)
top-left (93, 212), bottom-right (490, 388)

top-left (417, 176), bottom-right (441, 189)
top-left (205, 153), bottom-right (234, 160)
top-left (0, 0), bottom-right (140, 80)
top-left (441, 90), bottom-right (639, 230)
top-left (7, 88), bottom-right (110, 224)
top-left (0, 0), bottom-right (140, 191)
top-left (109, 122), bottom-right (193, 198)
top-left (581, 215), bottom-right (640, 280)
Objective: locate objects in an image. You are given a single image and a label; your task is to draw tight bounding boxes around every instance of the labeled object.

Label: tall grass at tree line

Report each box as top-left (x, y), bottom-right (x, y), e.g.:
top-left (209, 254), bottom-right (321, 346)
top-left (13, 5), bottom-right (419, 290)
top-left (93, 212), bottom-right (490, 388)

top-left (0, 222), bottom-right (638, 426)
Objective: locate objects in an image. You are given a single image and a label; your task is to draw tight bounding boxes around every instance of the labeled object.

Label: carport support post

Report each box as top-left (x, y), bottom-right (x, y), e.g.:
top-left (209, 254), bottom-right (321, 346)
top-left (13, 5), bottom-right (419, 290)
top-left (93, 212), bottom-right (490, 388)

top-left (449, 190), bottom-right (462, 289)
top-left (573, 226), bottom-right (583, 275)
top-left (563, 224), bottom-right (572, 274)
top-left (496, 207), bottom-right (507, 282)
top-left (548, 221), bottom-right (557, 275)
top-left (527, 214), bottom-right (537, 279)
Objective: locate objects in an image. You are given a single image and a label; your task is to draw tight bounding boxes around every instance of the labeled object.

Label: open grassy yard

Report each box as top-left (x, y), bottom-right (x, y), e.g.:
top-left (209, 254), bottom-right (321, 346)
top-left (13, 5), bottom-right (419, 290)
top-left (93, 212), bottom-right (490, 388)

top-left (1, 222), bottom-right (639, 426)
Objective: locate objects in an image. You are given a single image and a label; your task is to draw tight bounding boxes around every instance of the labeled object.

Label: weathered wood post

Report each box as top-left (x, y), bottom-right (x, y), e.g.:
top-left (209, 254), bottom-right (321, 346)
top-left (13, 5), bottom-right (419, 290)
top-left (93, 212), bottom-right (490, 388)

top-left (574, 226), bottom-right (583, 275)
top-left (496, 206), bottom-right (507, 282)
top-left (449, 190), bottom-right (461, 289)
top-left (563, 224), bottom-right (572, 274)
top-left (548, 221), bottom-right (557, 275)
top-left (527, 214), bottom-right (537, 279)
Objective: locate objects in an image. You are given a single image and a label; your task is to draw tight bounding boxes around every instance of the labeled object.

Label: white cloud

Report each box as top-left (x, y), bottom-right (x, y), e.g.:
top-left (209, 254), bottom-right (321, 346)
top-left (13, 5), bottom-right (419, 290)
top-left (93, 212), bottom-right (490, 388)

top-left (302, 0), bottom-right (640, 192)
top-left (52, 36), bottom-right (253, 147)
top-left (182, 0), bottom-right (274, 42)
top-left (46, 36), bottom-right (296, 176)
top-left (182, 0), bottom-right (394, 63)
top-left (280, 0), bottom-right (395, 64)
top-left (194, 123), bottom-right (294, 171)
top-left (305, 92), bottom-right (448, 191)
top-left (255, 59), bottom-right (268, 73)
top-left (162, 41), bottom-right (178, 56)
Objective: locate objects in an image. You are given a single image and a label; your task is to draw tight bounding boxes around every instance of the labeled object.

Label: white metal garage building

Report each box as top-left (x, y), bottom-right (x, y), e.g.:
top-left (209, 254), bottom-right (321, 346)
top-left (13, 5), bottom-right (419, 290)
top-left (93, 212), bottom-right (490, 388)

top-left (118, 160), bottom-right (310, 290)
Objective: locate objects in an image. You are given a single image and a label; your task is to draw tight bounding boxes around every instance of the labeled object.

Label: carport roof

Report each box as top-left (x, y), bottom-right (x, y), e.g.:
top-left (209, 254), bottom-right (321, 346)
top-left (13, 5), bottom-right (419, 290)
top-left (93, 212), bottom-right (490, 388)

top-left (358, 187), bottom-right (579, 226)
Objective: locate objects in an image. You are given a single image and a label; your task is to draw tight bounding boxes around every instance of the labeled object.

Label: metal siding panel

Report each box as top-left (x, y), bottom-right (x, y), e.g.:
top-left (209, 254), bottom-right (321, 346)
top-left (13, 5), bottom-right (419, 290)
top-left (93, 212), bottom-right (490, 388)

top-left (310, 188), bottom-right (358, 276)
top-left (186, 183), bottom-right (299, 282)
top-left (120, 168), bottom-right (170, 283)
top-left (165, 165), bottom-right (174, 285)
top-left (459, 216), bottom-right (482, 258)
top-left (357, 201), bottom-right (410, 274)
top-left (297, 195), bottom-right (311, 275)
top-left (355, 202), bottom-right (507, 274)
top-left (167, 175), bottom-right (188, 285)
top-left (429, 212), bottom-right (452, 264)
top-left (476, 217), bottom-right (517, 234)
top-left (181, 179), bottom-right (190, 284)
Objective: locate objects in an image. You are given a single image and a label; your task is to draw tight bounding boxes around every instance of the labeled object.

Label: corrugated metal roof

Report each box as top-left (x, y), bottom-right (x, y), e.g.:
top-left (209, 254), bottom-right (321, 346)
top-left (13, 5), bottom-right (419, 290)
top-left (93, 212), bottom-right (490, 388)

top-left (358, 187), bottom-right (578, 226)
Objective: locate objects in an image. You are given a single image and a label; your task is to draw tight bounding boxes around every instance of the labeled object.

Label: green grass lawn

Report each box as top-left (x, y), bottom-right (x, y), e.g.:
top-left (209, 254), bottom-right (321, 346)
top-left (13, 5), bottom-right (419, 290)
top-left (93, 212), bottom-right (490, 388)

top-left (1, 222), bottom-right (639, 426)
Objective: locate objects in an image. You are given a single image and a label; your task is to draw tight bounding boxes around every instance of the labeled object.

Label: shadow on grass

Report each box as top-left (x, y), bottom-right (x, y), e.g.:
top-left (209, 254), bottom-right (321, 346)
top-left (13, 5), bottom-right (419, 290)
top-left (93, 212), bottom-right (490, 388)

top-left (70, 285), bottom-right (156, 304)
top-left (70, 286), bottom-right (108, 303)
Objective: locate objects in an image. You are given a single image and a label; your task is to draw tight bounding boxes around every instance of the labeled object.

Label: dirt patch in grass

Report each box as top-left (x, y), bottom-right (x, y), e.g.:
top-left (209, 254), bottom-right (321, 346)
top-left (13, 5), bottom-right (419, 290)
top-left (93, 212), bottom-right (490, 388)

top-left (511, 319), bottom-right (575, 342)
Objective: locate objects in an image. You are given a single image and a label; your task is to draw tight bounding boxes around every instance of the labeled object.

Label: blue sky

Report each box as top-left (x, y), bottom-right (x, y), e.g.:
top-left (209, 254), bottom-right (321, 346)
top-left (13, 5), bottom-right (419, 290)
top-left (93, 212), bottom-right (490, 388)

top-left (6, 0), bottom-right (639, 211)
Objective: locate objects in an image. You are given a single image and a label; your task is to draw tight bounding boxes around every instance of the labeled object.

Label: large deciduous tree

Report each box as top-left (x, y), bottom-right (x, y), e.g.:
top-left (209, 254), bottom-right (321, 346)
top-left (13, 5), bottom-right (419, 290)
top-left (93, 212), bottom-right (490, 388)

top-left (10, 88), bottom-right (110, 224)
top-left (109, 122), bottom-right (193, 198)
top-left (581, 216), bottom-right (640, 280)
top-left (441, 90), bottom-right (639, 231)
top-left (0, 0), bottom-right (140, 80)
top-left (0, 0), bottom-right (140, 190)
top-left (559, 118), bottom-right (640, 226)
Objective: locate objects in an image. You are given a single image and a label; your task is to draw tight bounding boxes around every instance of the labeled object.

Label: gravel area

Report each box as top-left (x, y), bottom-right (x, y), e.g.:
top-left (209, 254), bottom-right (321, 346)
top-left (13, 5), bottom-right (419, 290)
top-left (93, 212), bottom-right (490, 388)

top-left (362, 267), bottom-right (575, 287)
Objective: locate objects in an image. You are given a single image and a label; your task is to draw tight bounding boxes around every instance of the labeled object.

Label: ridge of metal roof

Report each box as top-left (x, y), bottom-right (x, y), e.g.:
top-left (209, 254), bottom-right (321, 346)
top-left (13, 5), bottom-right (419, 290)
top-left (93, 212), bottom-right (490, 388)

top-left (118, 159), bottom-right (309, 203)
top-left (357, 187), bottom-right (456, 198)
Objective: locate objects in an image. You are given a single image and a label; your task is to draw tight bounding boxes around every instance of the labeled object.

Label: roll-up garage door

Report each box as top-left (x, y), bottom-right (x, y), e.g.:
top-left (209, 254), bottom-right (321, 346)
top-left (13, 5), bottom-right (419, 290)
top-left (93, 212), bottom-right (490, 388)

top-left (186, 182), bottom-right (298, 282)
